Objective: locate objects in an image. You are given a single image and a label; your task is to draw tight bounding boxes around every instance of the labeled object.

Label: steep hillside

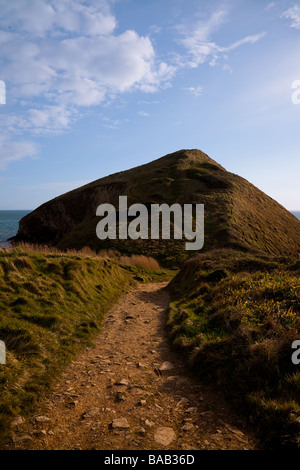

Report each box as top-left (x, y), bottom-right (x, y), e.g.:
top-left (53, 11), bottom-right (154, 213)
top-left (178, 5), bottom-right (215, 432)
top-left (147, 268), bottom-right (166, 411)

top-left (168, 249), bottom-right (300, 448)
top-left (11, 149), bottom-right (300, 266)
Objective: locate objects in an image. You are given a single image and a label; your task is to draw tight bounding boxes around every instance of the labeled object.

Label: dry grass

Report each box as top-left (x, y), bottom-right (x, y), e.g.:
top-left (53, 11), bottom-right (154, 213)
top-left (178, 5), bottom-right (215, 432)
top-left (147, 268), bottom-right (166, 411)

top-left (118, 255), bottom-right (161, 271)
top-left (11, 242), bottom-right (97, 258)
top-left (10, 243), bottom-right (162, 272)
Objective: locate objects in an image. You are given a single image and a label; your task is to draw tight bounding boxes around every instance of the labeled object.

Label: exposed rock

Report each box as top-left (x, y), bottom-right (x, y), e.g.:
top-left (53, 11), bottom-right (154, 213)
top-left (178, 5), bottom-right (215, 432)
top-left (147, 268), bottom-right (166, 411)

top-left (185, 407), bottom-right (198, 414)
top-left (136, 399), bottom-right (147, 407)
top-left (14, 435), bottom-right (32, 444)
top-left (111, 418), bottom-right (130, 429)
top-left (11, 416), bottom-right (25, 427)
top-left (137, 362), bottom-right (146, 368)
top-left (115, 391), bottom-right (126, 402)
top-left (144, 419), bottom-right (155, 428)
top-left (115, 378), bottom-right (129, 386)
top-left (154, 427), bottom-right (176, 446)
top-left (159, 362), bottom-right (174, 372)
top-left (82, 408), bottom-right (100, 419)
top-left (182, 423), bottom-right (194, 432)
top-left (35, 416), bottom-right (51, 423)
top-left (68, 400), bottom-right (79, 407)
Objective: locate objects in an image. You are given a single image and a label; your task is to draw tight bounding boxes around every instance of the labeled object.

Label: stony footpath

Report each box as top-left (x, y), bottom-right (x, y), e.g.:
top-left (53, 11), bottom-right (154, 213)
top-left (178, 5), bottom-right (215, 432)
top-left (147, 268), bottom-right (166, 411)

top-left (10, 282), bottom-right (257, 450)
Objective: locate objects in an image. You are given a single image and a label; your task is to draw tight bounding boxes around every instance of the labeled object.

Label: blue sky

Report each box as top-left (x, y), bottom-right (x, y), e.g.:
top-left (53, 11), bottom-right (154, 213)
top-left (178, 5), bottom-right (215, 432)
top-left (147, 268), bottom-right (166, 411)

top-left (0, 0), bottom-right (299, 210)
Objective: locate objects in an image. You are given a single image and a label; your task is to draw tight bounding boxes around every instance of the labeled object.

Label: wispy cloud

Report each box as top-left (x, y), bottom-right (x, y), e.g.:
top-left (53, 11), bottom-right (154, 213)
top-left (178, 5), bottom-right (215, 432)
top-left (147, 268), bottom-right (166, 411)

top-left (138, 110), bottom-right (150, 117)
top-left (183, 86), bottom-right (203, 97)
top-left (0, 136), bottom-right (38, 170)
top-left (265, 2), bottom-right (276, 12)
top-left (281, 5), bottom-right (300, 29)
top-left (176, 7), bottom-right (266, 68)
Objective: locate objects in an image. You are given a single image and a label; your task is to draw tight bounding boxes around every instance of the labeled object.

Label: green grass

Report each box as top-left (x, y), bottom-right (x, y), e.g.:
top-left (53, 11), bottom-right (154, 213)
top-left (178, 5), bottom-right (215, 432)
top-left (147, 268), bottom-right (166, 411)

top-left (168, 249), bottom-right (300, 448)
top-left (0, 247), bottom-right (139, 445)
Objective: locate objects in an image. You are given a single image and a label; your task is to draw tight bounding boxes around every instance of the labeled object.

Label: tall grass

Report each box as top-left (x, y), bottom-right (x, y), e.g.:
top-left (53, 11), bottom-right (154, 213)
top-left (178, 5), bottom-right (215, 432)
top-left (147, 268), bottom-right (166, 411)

top-left (10, 243), bottom-right (161, 271)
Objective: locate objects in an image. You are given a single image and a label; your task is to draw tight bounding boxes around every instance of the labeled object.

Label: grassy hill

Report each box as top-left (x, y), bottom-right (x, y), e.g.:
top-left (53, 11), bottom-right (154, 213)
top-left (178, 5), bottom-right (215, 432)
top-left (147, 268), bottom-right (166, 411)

top-left (6, 148), bottom-right (300, 448)
top-left (12, 149), bottom-right (300, 266)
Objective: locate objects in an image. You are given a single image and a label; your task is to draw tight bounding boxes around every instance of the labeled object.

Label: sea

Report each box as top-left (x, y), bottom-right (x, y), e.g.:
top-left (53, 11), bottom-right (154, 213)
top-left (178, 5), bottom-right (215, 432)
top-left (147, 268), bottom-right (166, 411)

top-left (0, 209), bottom-right (299, 249)
top-left (0, 210), bottom-right (32, 248)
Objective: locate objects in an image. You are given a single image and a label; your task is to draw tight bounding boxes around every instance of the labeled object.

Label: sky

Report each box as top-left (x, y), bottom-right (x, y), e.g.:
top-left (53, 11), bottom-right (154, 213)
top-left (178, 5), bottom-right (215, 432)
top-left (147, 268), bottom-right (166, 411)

top-left (0, 0), bottom-right (299, 211)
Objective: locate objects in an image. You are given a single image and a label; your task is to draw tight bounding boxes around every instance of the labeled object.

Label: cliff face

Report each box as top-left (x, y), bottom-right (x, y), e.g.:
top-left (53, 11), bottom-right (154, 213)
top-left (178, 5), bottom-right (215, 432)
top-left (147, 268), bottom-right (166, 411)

top-left (12, 149), bottom-right (300, 265)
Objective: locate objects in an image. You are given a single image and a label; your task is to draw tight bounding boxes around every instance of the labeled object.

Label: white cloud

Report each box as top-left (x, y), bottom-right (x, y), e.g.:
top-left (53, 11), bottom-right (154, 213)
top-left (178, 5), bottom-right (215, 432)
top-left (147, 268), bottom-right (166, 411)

top-left (0, 136), bottom-right (38, 170)
top-left (0, 2), bottom-right (267, 172)
top-left (0, 0), bottom-right (176, 167)
top-left (177, 8), bottom-right (266, 68)
top-left (223, 64), bottom-right (233, 74)
top-left (0, 2), bottom-right (174, 109)
top-left (183, 86), bottom-right (203, 97)
top-left (138, 110), bottom-right (150, 117)
top-left (225, 33), bottom-right (266, 51)
top-left (102, 116), bottom-right (124, 129)
top-left (281, 5), bottom-right (300, 29)
top-left (265, 2), bottom-right (275, 12)
top-left (0, 0), bottom-right (116, 37)
top-left (137, 100), bottom-right (160, 105)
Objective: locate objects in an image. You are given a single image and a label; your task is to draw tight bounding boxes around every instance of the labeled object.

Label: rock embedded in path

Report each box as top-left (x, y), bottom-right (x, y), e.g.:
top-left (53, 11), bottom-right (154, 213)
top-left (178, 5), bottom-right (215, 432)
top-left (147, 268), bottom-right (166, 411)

top-left (136, 362), bottom-right (146, 368)
top-left (82, 408), bottom-right (100, 419)
top-left (136, 399), bottom-right (147, 407)
top-left (115, 378), bottom-right (129, 386)
top-left (185, 407), bottom-right (198, 414)
top-left (68, 400), bottom-right (79, 407)
top-left (144, 419), bottom-right (155, 428)
top-left (182, 423), bottom-right (194, 432)
top-left (154, 427), bottom-right (176, 446)
top-left (11, 416), bottom-right (25, 427)
top-left (111, 418), bottom-right (130, 429)
top-left (159, 362), bottom-right (174, 372)
top-left (14, 435), bottom-right (32, 444)
top-left (35, 416), bottom-right (51, 423)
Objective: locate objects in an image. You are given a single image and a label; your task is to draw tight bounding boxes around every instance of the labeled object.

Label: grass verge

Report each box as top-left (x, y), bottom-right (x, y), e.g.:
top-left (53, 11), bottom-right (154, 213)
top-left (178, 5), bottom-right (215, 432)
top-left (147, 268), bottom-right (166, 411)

top-left (0, 246), bottom-right (138, 445)
top-left (168, 249), bottom-right (300, 448)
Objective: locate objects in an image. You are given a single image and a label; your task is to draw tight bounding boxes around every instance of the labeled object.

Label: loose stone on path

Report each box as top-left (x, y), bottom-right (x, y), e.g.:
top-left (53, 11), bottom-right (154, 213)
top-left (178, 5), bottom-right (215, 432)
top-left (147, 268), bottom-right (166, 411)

top-left (154, 427), bottom-right (176, 446)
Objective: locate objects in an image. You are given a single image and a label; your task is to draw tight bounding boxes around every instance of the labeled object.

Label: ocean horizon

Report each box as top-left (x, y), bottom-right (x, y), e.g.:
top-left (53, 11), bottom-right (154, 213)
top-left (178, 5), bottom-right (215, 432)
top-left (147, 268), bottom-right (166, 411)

top-left (0, 209), bottom-right (299, 248)
top-left (0, 210), bottom-right (31, 247)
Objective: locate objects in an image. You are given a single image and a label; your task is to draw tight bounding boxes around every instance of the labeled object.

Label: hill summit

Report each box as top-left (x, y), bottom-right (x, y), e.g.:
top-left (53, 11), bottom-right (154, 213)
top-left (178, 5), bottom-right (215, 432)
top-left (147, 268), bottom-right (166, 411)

top-left (12, 149), bottom-right (300, 265)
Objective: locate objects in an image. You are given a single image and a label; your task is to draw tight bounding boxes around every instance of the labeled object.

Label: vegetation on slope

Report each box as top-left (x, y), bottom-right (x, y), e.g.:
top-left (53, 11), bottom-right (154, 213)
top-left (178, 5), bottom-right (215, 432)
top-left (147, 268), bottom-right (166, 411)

top-left (12, 150), bottom-right (300, 267)
top-left (0, 246), bottom-right (169, 445)
top-left (168, 249), bottom-right (300, 448)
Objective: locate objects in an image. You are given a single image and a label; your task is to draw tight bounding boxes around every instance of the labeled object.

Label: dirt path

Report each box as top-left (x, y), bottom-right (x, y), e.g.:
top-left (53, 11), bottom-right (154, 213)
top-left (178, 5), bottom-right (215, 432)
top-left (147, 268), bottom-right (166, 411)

top-left (11, 282), bottom-right (257, 450)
